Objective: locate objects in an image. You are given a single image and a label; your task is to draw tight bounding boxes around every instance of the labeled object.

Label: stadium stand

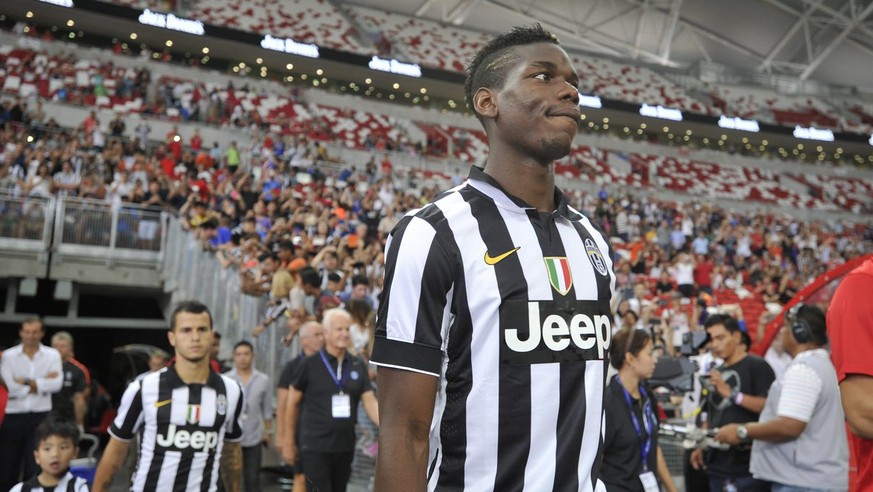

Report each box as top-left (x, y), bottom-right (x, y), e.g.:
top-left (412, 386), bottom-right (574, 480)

top-left (346, 5), bottom-right (492, 72)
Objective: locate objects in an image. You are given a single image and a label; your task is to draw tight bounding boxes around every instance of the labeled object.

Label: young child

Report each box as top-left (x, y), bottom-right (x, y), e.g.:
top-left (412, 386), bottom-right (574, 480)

top-left (11, 417), bottom-right (89, 492)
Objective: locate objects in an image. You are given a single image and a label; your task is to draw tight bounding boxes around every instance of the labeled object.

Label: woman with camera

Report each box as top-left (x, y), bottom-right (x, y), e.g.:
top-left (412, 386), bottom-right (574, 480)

top-left (601, 328), bottom-right (677, 492)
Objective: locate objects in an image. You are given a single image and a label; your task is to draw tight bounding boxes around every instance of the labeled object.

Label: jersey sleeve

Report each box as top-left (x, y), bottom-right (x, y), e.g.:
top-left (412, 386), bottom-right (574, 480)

top-left (827, 269), bottom-right (873, 382)
top-left (109, 380), bottom-right (144, 442)
top-left (74, 475), bottom-right (90, 492)
top-left (371, 211), bottom-right (455, 377)
top-left (224, 379), bottom-right (245, 442)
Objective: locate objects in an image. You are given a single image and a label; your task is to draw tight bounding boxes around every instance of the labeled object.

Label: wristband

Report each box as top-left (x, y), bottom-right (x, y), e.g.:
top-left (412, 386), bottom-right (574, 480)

top-left (734, 391), bottom-right (744, 406)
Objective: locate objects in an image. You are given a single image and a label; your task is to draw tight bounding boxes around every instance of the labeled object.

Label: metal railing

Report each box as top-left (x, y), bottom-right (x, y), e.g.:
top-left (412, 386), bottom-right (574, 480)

top-left (0, 191), bottom-right (167, 265)
top-left (0, 191), bottom-right (54, 254)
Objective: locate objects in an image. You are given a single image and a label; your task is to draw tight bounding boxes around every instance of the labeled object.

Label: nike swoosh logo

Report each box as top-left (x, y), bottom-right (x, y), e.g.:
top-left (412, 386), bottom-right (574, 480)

top-left (155, 399), bottom-right (172, 408)
top-left (484, 246), bottom-right (520, 265)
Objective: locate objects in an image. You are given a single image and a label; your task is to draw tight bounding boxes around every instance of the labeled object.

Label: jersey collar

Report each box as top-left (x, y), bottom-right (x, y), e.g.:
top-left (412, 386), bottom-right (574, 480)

top-left (467, 166), bottom-right (581, 221)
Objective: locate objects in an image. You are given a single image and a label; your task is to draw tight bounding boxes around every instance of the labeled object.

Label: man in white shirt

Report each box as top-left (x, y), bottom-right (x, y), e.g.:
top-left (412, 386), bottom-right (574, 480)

top-left (714, 304), bottom-right (848, 491)
top-left (0, 318), bottom-right (63, 490)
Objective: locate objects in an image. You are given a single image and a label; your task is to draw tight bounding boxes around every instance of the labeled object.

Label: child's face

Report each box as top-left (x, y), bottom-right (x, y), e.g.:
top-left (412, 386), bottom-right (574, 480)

top-left (34, 436), bottom-right (78, 478)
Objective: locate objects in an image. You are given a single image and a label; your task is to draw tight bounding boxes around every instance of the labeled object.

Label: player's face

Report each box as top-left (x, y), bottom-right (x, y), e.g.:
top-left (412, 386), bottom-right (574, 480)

top-left (326, 316), bottom-right (351, 352)
top-left (20, 321), bottom-right (44, 349)
top-left (233, 345), bottom-right (253, 371)
top-left (33, 435), bottom-right (78, 479)
top-left (485, 43), bottom-right (581, 164)
top-left (630, 339), bottom-right (658, 380)
top-left (168, 312), bottom-right (213, 363)
top-left (706, 324), bottom-right (738, 360)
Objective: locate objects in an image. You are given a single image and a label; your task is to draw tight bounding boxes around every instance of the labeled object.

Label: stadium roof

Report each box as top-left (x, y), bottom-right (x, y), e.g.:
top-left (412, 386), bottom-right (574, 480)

top-left (344, 0), bottom-right (873, 91)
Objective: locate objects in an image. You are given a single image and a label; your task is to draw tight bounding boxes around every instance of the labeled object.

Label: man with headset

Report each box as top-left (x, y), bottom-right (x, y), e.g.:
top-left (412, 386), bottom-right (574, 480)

top-left (714, 304), bottom-right (848, 492)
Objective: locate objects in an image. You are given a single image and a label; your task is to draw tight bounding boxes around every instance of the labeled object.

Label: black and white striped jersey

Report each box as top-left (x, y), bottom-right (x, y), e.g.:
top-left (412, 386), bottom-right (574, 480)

top-left (10, 471), bottom-right (89, 492)
top-left (109, 365), bottom-right (244, 492)
top-left (372, 166), bottom-right (616, 492)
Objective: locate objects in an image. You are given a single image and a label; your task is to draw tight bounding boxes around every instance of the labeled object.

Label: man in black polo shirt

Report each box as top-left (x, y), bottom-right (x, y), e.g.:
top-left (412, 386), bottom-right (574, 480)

top-left (282, 308), bottom-right (379, 492)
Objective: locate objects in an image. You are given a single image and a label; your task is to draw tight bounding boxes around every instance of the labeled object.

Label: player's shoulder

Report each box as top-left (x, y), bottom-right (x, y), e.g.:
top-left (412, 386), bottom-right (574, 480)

top-left (71, 473), bottom-right (90, 491)
top-left (216, 371), bottom-right (244, 393)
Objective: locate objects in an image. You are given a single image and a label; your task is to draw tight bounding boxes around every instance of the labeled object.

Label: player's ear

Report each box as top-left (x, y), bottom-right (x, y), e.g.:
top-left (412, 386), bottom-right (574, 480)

top-left (167, 330), bottom-right (176, 347)
top-left (473, 87), bottom-right (497, 120)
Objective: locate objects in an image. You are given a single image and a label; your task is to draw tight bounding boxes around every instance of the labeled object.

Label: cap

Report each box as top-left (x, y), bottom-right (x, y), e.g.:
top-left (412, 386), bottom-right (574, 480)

top-left (289, 258), bottom-right (307, 272)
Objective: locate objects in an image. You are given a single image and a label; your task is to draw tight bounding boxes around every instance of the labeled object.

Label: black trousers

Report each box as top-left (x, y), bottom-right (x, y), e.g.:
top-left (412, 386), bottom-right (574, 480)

top-left (0, 411), bottom-right (49, 492)
top-left (300, 450), bottom-right (354, 492)
top-left (242, 444), bottom-right (263, 492)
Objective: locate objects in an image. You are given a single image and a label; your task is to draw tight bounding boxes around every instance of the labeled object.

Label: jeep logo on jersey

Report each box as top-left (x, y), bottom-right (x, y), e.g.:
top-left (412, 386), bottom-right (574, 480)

top-left (584, 238), bottom-right (608, 277)
top-left (156, 424), bottom-right (219, 452)
top-left (501, 300), bottom-right (612, 364)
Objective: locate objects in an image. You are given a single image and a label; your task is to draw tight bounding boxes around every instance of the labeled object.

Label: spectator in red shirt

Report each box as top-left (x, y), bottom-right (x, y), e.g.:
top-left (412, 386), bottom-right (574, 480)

top-left (190, 129), bottom-right (203, 151)
top-left (694, 254), bottom-right (715, 295)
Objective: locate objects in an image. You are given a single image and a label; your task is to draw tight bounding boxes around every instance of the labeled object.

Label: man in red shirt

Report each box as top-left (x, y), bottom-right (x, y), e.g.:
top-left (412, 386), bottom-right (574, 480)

top-left (827, 257), bottom-right (873, 491)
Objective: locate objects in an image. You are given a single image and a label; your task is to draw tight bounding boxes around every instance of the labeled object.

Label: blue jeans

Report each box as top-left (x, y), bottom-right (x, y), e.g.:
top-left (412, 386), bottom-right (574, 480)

top-left (772, 484), bottom-right (844, 492)
top-left (708, 475), bottom-right (771, 491)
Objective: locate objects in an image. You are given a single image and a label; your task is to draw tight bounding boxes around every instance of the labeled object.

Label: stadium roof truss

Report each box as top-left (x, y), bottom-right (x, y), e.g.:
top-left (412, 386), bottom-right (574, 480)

top-left (346, 0), bottom-right (873, 88)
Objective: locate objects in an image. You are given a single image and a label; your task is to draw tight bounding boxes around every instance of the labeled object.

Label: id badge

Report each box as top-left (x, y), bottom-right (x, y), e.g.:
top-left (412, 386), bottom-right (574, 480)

top-left (639, 471), bottom-right (659, 492)
top-left (331, 394), bottom-right (351, 418)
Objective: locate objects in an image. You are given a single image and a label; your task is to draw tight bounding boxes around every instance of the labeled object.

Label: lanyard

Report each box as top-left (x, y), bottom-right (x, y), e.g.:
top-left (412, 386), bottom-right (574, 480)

top-left (616, 376), bottom-right (656, 471)
top-left (319, 350), bottom-right (348, 394)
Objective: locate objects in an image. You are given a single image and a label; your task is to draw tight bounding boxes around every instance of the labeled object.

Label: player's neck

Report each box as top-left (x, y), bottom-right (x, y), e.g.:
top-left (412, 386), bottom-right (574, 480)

top-left (38, 471), bottom-right (65, 487)
top-left (174, 357), bottom-right (211, 384)
top-left (482, 158), bottom-right (556, 213)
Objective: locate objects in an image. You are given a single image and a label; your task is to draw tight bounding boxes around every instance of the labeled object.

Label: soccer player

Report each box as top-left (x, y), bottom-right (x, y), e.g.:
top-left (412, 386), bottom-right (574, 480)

top-left (92, 300), bottom-right (244, 492)
top-left (371, 24), bottom-right (616, 491)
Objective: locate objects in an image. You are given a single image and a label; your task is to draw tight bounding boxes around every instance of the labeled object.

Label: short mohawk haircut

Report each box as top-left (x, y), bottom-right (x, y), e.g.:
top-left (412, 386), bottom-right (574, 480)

top-left (464, 24), bottom-right (560, 126)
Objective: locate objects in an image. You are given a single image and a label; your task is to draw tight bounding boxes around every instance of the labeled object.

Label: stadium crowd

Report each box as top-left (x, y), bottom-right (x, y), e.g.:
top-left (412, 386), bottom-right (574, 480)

top-left (2, 107), bottom-right (871, 351)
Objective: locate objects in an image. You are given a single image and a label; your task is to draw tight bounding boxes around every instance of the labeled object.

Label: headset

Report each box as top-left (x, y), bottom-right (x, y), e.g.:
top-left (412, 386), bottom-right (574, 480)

top-left (787, 303), bottom-right (812, 343)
